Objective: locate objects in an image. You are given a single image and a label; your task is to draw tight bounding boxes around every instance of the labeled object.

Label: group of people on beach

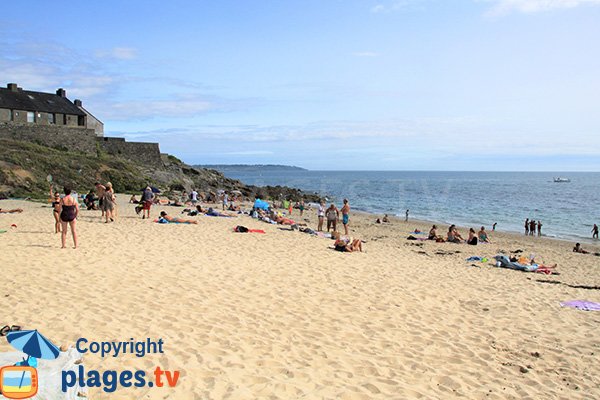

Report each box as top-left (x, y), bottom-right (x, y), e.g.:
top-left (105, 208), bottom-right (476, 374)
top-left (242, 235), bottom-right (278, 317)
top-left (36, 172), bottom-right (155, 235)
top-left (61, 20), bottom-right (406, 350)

top-left (428, 224), bottom-right (491, 245)
top-left (524, 218), bottom-right (543, 236)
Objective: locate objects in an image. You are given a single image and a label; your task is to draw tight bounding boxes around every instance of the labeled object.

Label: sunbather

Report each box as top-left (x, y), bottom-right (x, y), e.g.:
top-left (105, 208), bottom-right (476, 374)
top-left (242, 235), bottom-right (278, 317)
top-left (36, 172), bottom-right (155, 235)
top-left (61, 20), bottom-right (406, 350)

top-left (0, 208), bottom-right (23, 213)
top-left (333, 232), bottom-right (363, 252)
top-left (467, 228), bottom-right (478, 245)
top-left (478, 226), bottom-right (491, 243)
top-left (334, 237), bottom-right (363, 252)
top-left (447, 224), bottom-right (463, 243)
top-left (573, 243), bottom-right (589, 254)
top-left (159, 211), bottom-right (198, 224)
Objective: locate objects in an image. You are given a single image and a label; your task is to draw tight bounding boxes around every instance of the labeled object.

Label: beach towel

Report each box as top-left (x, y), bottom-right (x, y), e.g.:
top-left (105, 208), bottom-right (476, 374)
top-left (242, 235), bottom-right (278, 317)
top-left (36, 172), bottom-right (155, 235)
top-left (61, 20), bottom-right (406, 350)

top-left (493, 255), bottom-right (538, 272)
top-left (466, 256), bottom-right (489, 262)
top-left (0, 348), bottom-right (84, 399)
top-left (560, 300), bottom-right (600, 311)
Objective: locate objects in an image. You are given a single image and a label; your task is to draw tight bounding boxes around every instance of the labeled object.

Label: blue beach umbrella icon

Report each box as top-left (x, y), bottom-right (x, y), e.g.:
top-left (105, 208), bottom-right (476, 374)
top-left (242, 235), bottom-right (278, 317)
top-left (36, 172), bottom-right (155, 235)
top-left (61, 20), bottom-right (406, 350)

top-left (6, 329), bottom-right (60, 388)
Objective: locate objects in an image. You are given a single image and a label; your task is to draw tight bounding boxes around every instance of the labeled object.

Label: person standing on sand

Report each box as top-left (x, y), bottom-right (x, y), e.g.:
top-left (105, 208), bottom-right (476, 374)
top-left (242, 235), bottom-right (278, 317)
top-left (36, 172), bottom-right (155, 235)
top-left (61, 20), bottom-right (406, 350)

top-left (222, 192), bottom-right (228, 210)
top-left (326, 203), bottom-right (339, 232)
top-left (95, 182), bottom-right (106, 217)
top-left (141, 186), bottom-right (154, 219)
top-left (530, 219), bottom-right (536, 236)
top-left (59, 186), bottom-right (79, 249)
top-left (592, 224), bottom-right (599, 239)
top-left (102, 182), bottom-right (116, 223)
top-left (537, 220), bottom-right (543, 236)
top-left (341, 199), bottom-right (350, 235)
top-left (317, 201), bottom-right (325, 231)
top-left (50, 185), bottom-right (61, 234)
top-left (405, 209), bottom-right (409, 222)
top-left (190, 189), bottom-right (198, 206)
top-left (299, 200), bottom-right (305, 217)
top-left (288, 201), bottom-right (293, 216)
top-left (524, 218), bottom-right (529, 235)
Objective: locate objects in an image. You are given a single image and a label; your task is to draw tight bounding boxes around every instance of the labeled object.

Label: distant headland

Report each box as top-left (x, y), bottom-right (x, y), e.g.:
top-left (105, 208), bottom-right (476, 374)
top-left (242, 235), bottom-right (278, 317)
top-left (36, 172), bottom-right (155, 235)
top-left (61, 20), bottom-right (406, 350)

top-left (197, 164), bottom-right (308, 172)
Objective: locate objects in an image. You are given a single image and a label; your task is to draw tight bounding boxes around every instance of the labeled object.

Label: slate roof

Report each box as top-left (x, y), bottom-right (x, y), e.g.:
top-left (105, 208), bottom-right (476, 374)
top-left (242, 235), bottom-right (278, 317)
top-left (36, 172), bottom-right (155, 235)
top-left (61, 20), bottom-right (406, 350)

top-left (0, 87), bottom-right (85, 116)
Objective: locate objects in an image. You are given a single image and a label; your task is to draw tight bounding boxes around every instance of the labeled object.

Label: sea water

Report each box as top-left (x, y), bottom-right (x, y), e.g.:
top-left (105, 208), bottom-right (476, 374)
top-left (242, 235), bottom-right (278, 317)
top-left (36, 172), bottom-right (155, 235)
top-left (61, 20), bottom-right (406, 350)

top-left (218, 170), bottom-right (600, 243)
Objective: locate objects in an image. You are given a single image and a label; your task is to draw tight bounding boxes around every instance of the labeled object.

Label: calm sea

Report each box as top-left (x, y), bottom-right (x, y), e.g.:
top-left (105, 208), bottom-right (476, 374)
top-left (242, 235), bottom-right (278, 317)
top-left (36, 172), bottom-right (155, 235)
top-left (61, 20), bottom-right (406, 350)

top-left (220, 170), bottom-right (600, 242)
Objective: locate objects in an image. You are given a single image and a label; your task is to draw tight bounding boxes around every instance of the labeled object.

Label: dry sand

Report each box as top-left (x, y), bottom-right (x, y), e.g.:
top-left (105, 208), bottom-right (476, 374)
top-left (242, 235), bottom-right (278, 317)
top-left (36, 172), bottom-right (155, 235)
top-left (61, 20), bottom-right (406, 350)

top-left (0, 196), bottom-right (598, 399)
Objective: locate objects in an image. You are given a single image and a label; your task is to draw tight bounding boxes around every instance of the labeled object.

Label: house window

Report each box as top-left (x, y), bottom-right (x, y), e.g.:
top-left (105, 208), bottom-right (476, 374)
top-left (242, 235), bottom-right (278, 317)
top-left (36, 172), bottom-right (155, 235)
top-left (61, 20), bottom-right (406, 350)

top-left (48, 113), bottom-right (55, 124)
top-left (27, 112), bottom-right (35, 123)
top-left (78, 115), bottom-right (85, 126)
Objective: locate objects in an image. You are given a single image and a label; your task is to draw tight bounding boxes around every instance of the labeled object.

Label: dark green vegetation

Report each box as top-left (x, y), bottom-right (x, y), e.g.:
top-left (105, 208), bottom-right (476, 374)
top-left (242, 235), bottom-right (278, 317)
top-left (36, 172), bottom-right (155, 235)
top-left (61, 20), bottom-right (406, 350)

top-left (0, 139), bottom-right (320, 202)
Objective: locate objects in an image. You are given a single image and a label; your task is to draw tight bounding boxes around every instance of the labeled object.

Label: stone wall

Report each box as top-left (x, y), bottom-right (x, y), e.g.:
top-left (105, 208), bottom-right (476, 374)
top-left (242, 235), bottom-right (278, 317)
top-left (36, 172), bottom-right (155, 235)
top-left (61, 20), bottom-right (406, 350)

top-left (0, 122), bottom-right (164, 168)
top-left (97, 137), bottom-right (163, 168)
top-left (0, 122), bottom-right (97, 154)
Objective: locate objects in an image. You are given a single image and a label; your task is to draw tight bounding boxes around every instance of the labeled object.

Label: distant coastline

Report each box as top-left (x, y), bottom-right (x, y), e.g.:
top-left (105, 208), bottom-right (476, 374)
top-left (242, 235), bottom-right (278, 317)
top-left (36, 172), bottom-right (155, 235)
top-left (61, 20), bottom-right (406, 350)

top-left (197, 164), bottom-right (307, 172)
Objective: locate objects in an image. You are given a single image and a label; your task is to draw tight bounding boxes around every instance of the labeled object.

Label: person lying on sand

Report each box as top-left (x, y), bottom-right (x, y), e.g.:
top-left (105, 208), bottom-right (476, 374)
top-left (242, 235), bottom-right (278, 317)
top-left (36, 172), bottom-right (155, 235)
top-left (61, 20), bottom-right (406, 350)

top-left (0, 208), bottom-right (23, 213)
top-left (334, 238), bottom-right (363, 252)
top-left (159, 211), bottom-right (198, 224)
top-left (204, 208), bottom-right (233, 217)
top-left (333, 232), bottom-right (363, 252)
top-left (276, 216), bottom-right (296, 225)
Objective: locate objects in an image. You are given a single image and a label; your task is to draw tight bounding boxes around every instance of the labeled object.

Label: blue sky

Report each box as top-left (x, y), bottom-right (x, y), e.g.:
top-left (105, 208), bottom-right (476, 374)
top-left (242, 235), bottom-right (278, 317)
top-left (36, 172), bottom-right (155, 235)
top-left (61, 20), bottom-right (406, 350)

top-left (2, 0), bottom-right (599, 170)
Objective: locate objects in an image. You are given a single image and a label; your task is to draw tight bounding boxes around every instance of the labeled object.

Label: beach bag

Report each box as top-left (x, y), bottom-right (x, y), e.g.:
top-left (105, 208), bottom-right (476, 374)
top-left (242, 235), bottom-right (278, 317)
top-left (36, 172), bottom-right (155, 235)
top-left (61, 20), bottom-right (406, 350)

top-left (234, 225), bottom-right (249, 233)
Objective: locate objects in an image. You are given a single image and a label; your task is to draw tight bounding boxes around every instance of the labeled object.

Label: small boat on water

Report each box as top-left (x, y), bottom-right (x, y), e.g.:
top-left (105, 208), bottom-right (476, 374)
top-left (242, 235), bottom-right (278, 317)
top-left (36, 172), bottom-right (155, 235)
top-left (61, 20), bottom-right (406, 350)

top-left (553, 177), bottom-right (571, 183)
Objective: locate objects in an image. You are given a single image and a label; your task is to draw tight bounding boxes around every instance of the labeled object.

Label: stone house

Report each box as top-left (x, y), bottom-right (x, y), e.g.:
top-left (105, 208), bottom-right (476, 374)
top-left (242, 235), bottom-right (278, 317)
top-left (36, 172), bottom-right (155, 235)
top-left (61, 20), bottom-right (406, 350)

top-left (0, 83), bottom-right (103, 137)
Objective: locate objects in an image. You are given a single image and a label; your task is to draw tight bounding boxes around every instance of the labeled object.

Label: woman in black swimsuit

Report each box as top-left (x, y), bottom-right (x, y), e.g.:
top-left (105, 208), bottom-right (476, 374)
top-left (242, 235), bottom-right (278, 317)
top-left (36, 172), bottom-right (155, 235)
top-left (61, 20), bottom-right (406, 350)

top-left (59, 186), bottom-right (79, 249)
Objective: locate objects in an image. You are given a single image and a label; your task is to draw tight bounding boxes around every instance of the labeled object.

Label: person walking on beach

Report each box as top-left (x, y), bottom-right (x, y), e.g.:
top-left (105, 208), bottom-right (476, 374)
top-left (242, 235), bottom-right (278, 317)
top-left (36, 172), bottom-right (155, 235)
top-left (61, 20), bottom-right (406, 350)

top-left (537, 220), bottom-right (542, 236)
top-left (50, 185), bottom-right (61, 234)
top-left (592, 224), bottom-right (599, 239)
top-left (317, 201), bottom-right (325, 231)
top-left (102, 182), bottom-right (116, 223)
top-left (405, 209), bottom-right (409, 222)
top-left (95, 182), bottom-right (106, 217)
top-left (222, 192), bottom-right (228, 210)
top-left (341, 199), bottom-right (350, 235)
top-left (190, 189), bottom-right (198, 205)
top-left (299, 200), bottom-right (305, 217)
top-left (59, 186), bottom-right (79, 248)
top-left (326, 203), bottom-right (339, 232)
top-left (141, 186), bottom-right (154, 219)
top-left (524, 218), bottom-right (529, 235)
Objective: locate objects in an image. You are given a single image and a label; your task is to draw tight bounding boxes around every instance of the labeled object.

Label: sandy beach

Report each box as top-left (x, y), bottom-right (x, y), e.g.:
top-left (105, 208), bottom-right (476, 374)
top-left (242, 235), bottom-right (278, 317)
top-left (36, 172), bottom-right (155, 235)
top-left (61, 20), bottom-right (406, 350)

top-left (0, 196), bottom-right (598, 399)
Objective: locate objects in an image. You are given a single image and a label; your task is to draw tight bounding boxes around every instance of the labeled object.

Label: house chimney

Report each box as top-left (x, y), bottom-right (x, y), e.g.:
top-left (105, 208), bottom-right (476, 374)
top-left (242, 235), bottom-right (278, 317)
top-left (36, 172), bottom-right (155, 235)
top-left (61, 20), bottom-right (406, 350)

top-left (74, 99), bottom-right (82, 107)
top-left (56, 88), bottom-right (66, 97)
top-left (7, 83), bottom-right (18, 92)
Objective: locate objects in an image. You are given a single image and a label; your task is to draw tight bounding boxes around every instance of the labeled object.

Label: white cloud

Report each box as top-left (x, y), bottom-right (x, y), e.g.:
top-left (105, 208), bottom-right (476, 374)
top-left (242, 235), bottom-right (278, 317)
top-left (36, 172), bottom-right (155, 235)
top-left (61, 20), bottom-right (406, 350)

top-left (94, 47), bottom-right (137, 60)
top-left (97, 93), bottom-right (221, 121)
top-left (483, 0), bottom-right (600, 15)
